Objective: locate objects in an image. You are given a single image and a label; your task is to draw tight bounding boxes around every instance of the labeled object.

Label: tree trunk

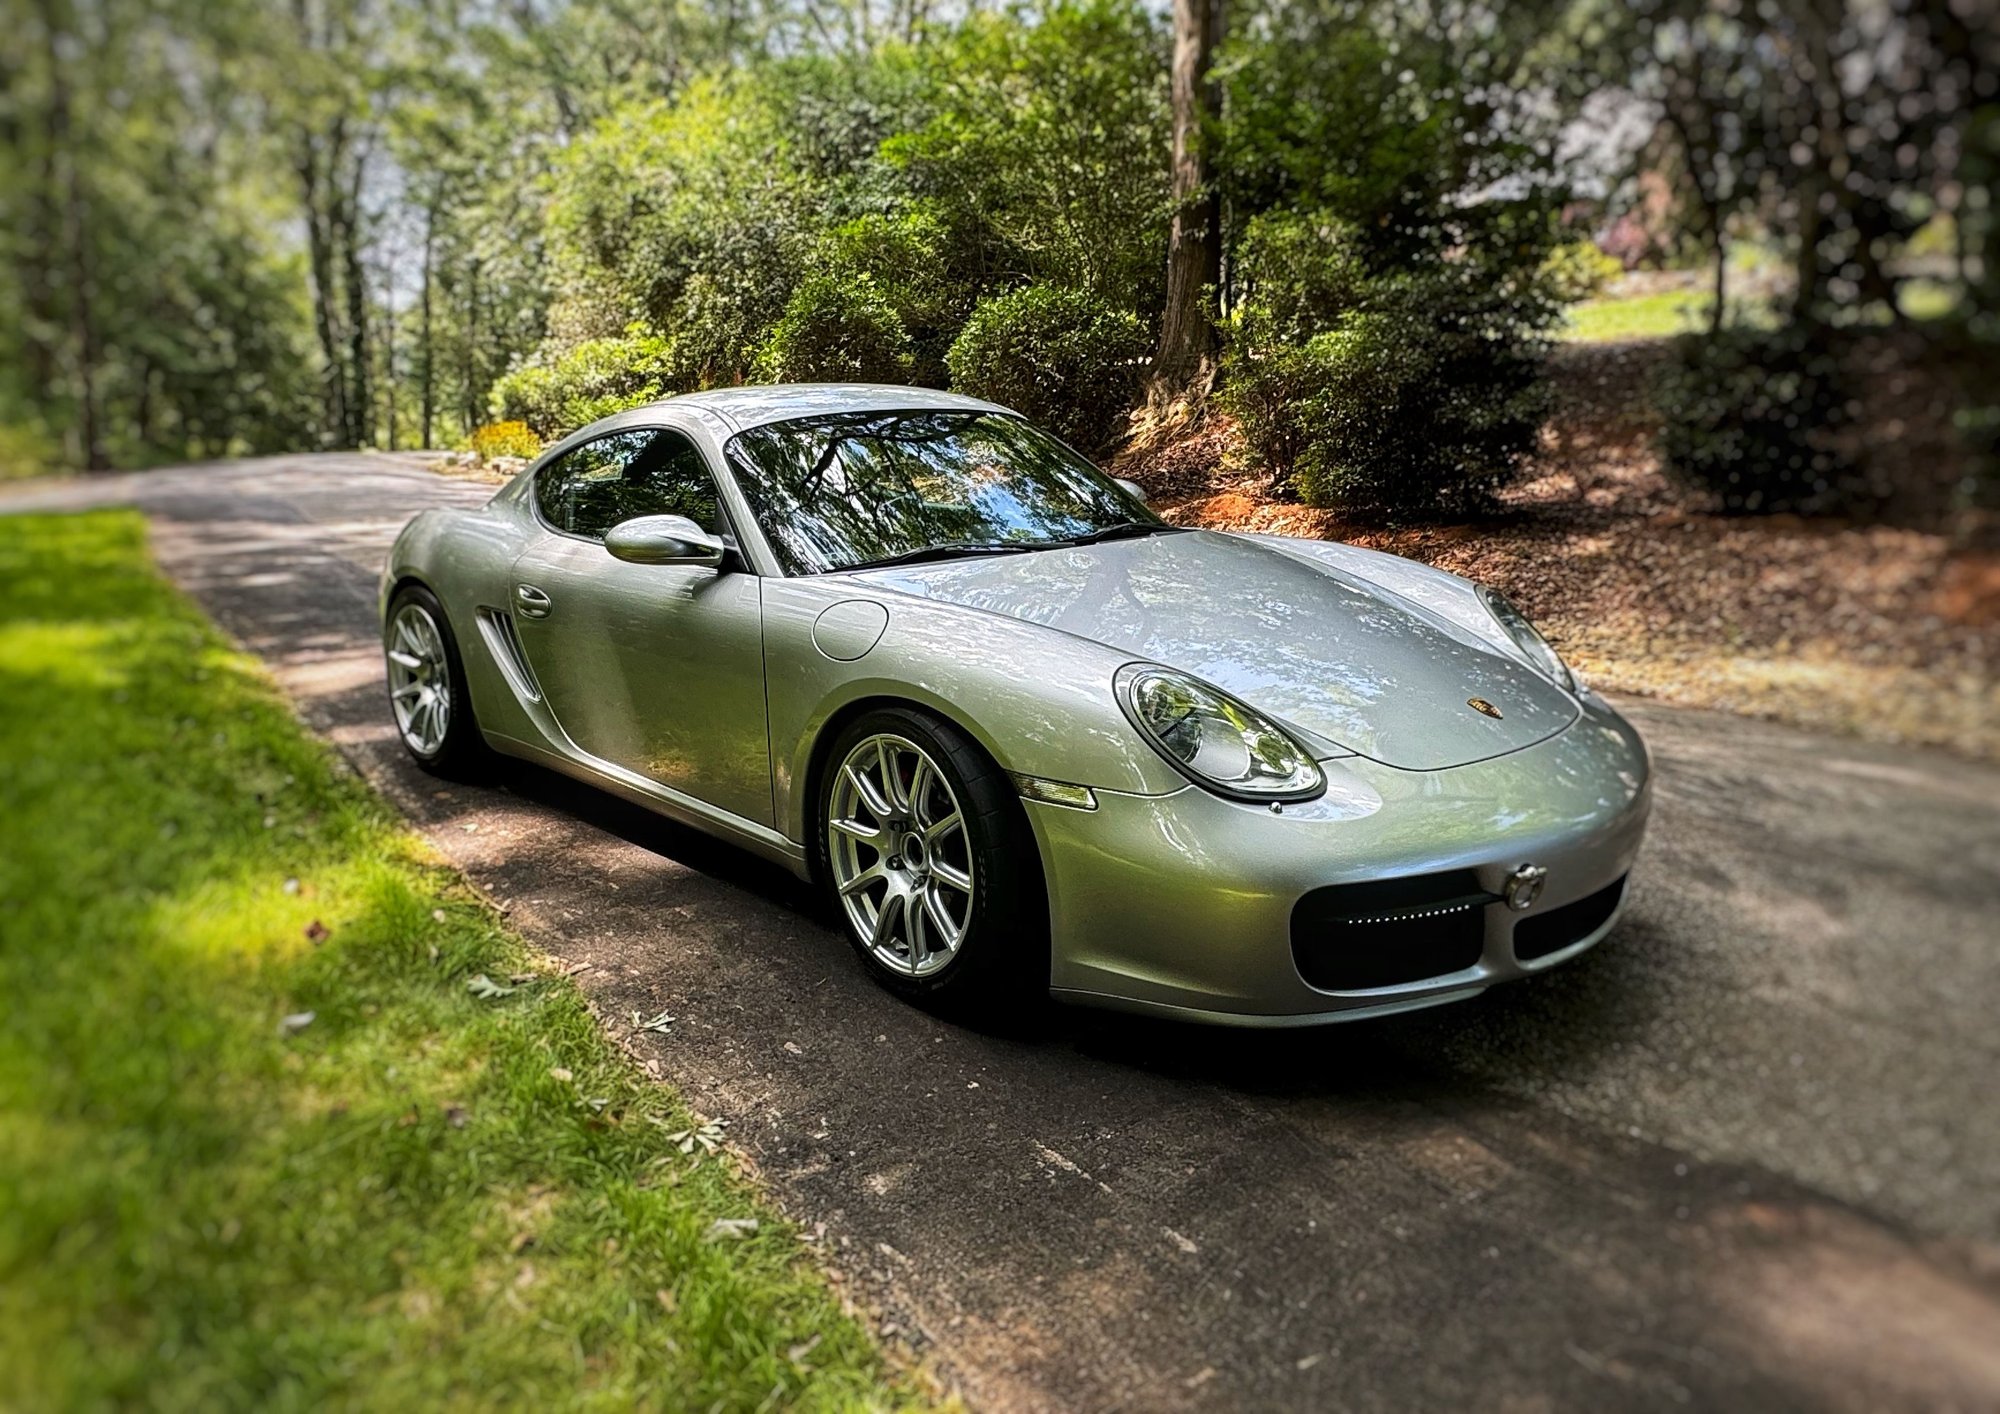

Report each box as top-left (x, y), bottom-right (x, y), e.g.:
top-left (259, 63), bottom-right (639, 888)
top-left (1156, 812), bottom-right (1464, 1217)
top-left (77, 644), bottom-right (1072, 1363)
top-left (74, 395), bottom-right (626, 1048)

top-left (1792, 175), bottom-right (1822, 325)
top-left (382, 284), bottom-right (397, 452)
top-left (296, 132), bottom-right (347, 446)
top-left (333, 151), bottom-right (372, 447)
top-left (20, 30), bottom-right (61, 403)
top-left (1789, 9), bottom-right (1840, 328)
top-left (1151, 0), bottom-right (1225, 394)
top-left (1710, 217), bottom-right (1727, 336)
top-left (420, 194), bottom-right (437, 449)
top-left (39, 0), bottom-right (105, 469)
top-left (462, 257), bottom-right (483, 433)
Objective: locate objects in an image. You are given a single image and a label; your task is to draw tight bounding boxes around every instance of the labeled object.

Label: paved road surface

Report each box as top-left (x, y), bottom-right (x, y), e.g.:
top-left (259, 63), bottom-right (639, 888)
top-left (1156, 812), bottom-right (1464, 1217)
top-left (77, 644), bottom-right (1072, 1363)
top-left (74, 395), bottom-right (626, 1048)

top-left (8, 456), bottom-right (2000, 1411)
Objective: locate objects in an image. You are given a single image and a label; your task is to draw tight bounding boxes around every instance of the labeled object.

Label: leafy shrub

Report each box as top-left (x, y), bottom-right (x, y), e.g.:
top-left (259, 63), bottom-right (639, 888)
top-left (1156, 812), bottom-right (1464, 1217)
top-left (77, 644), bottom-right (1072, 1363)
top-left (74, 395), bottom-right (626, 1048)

top-left (756, 272), bottom-right (915, 384)
top-left (544, 80), bottom-right (813, 344)
top-left (1224, 310), bottom-right (1548, 517)
top-left (1542, 240), bottom-right (1625, 303)
top-left (882, 0), bottom-right (1169, 316)
top-left (945, 284), bottom-right (1147, 450)
top-left (1229, 212), bottom-right (1370, 349)
top-left (814, 208), bottom-right (974, 386)
top-left (0, 417), bottom-right (58, 480)
top-left (489, 325), bottom-right (677, 438)
top-left (1959, 401), bottom-right (2000, 510)
top-left (1656, 326), bottom-right (1861, 514)
top-left (658, 272), bottom-right (777, 391)
top-left (465, 420), bottom-right (542, 462)
top-left (1222, 245), bottom-right (1555, 518)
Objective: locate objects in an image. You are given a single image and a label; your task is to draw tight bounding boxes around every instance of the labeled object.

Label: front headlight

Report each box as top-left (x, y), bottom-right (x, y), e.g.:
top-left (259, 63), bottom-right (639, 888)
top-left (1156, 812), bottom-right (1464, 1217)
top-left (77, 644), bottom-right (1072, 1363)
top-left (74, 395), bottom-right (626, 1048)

top-left (1477, 586), bottom-right (1576, 691)
top-left (1115, 665), bottom-right (1325, 801)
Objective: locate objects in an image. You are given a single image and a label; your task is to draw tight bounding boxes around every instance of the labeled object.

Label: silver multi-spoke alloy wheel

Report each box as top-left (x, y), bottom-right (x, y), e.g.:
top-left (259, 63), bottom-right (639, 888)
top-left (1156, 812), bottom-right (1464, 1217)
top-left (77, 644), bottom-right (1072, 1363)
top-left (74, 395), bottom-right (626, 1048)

top-left (827, 732), bottom-right (976, 977)
top-left (386, 602), bottom-right (452, 757)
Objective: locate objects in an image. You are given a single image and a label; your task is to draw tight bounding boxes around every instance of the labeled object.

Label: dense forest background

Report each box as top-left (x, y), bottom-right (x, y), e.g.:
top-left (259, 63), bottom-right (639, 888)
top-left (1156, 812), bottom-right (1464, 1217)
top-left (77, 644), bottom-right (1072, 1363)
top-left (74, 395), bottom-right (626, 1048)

top-left (3, 0), bottom-right (1997, 523)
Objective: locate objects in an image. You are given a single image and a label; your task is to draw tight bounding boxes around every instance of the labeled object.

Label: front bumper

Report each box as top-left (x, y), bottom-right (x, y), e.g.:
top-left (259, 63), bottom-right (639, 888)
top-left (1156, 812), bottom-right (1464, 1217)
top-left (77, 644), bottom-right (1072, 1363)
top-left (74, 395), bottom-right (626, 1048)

top-left (1031, 690), bottom-right (1651, 1025)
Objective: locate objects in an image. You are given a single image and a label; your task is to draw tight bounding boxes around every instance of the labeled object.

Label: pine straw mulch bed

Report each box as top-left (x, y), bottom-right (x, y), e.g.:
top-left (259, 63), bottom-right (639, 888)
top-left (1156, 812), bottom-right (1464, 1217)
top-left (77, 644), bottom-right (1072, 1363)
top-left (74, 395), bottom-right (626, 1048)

top-left (1113, 338), bottom-right (2000, 762)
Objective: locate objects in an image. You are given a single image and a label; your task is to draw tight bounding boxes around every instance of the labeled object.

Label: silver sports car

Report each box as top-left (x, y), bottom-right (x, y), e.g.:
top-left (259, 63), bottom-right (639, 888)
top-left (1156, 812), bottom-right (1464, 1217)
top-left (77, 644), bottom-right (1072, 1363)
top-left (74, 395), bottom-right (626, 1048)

top-left (382, 385), bottom-right (1650, 1025)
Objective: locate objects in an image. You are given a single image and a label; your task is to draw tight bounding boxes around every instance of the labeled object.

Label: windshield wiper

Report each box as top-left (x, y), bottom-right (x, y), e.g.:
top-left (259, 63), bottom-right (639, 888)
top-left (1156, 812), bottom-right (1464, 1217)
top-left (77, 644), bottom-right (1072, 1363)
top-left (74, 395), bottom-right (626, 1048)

top-left (842, 541), bottom-right (1040, 571)
top-left (1038, 521), bottom-right (1182, 549)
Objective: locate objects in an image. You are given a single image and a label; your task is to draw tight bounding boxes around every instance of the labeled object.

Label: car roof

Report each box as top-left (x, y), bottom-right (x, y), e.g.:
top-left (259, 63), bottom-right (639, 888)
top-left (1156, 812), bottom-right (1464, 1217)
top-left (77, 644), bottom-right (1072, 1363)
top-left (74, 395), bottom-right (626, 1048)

top-left (636, 383), bottom-right (1009, 433)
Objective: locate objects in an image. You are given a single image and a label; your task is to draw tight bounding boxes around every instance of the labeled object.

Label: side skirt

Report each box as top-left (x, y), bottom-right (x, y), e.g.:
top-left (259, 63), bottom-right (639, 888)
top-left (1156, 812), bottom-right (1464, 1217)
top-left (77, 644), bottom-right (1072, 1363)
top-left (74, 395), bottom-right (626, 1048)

top-left (484, 730), bottom-right (812, 881)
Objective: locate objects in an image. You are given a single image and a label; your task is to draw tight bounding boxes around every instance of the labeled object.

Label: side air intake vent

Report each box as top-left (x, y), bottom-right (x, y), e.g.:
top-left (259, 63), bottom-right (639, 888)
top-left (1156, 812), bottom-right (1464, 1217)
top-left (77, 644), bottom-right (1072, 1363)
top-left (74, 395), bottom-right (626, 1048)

top-left (475, 607), bottom-right (543, 704)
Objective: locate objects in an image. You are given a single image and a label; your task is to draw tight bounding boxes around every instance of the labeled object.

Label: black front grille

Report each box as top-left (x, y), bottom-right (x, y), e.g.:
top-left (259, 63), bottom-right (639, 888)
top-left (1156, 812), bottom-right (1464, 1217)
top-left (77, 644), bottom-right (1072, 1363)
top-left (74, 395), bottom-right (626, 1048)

top-left (1512, 875), bottom-right (1627, 961)
top-left (1291, 870), bottom-right (1493, 991)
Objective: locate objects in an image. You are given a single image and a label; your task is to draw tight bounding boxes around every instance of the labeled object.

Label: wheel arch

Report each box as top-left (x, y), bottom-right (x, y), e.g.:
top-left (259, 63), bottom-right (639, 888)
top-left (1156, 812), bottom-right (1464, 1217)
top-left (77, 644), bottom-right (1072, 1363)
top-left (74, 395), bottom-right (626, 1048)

top-left (383, 572), bottom-right (433, 624)
top-left (800, 692), bottom-right (1055, 986)
top-left (798, 692), bottom-right (1036, 886)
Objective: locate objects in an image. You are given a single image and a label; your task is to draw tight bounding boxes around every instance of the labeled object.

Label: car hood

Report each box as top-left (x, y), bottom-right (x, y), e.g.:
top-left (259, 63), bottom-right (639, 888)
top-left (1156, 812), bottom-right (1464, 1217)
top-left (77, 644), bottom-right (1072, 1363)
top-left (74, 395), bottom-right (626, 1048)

top-left (844, 530), bottom-right (1578, 771)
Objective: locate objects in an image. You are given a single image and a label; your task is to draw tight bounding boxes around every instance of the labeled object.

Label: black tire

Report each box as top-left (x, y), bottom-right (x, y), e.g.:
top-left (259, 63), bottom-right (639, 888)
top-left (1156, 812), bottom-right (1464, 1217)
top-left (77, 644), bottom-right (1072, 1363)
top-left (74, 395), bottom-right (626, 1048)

top-left (814, 705), bottom-right (1050, 1015)
top-left (383, 583), bottom-right (489, 780)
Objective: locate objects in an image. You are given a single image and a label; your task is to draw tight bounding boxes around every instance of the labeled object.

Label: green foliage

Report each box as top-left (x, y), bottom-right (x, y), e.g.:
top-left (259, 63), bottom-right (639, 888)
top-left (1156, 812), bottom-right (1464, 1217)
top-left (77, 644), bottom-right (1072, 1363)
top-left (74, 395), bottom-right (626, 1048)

top-left (543, 79), bottom-right (814, 360)
top-left (653, 272), bottom-right (775, 393)
top-left (1212, 6), bottom-right (1571, 516)
top-left (0, 411), bottom-right (58, 481)
top-left (0, 511), bottom-right (913, 1410)
top-left (1216, 1), bottom-right (1570, 273)
top-left (757, 272), bottom-right (915, 384)
top-left (489, 325), bottom-right (676, 438)
top-left (0, 0), bottom-right (321, 469)
top-left (517, 0), bottom-right (1166, 417)
top-left (1224, 221), bottom-right (1555, 517)
top-left (1564, 289), bottom-right (1730, 343)
top-left (1656, 327), bottom-right (1861, 514)
top-left (946, 284), bottom-right (1147, 450)
top-left (1542, 240), bottom-right (1625, 304)
top-left (1228, 212), bottom-right (1373, 348)
top-left (465, 420), bottom-right (542, 461)
top-left (812, 208), bottom-right (973, 387)
top-left (1959, 400), bottom-right (2000, 511)
top-left (883, 0), bottom-right (1169, 312)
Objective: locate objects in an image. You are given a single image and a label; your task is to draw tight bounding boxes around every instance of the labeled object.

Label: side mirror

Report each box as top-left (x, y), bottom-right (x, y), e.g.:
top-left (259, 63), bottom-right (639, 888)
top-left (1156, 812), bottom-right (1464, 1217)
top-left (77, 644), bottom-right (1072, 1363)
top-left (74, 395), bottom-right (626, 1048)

top-left (1113, 477), bottom-right (1151, 507)
top-left (604, 514), bottom-right (726, 569)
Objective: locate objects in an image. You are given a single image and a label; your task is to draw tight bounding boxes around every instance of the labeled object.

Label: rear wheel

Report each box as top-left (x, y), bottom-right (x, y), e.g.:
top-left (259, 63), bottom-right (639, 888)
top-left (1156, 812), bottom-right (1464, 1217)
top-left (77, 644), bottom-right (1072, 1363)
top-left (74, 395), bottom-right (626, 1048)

top-left (384, 584), bottom-right (487, 778)
top-left (817, 707), bottom-right (1048, 1012)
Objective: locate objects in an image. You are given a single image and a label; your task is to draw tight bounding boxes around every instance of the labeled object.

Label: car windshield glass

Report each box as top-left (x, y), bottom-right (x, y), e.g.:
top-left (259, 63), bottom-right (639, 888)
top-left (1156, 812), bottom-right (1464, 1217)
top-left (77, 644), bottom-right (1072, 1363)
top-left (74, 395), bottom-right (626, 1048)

top-left (723, 410), bottom-right (1164, 575)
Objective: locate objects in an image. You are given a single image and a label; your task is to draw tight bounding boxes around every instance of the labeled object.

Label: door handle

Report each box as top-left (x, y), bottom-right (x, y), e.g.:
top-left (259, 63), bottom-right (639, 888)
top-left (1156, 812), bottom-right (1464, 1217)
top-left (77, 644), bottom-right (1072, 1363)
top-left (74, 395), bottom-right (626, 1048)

top-left (515, 583), bottom-right (552, 619)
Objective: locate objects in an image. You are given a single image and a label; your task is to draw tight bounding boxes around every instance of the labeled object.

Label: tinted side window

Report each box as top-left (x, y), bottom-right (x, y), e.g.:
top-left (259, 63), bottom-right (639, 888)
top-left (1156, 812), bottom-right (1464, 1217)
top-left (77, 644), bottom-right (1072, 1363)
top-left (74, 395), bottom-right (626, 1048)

top-left (534, 428), bottom-right (724, 541)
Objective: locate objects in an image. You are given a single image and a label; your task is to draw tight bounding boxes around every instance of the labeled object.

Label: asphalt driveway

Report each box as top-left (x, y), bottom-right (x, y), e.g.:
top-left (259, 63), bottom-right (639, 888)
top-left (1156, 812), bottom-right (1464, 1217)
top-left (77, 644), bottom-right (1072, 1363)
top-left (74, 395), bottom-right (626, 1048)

top-left (7, 455), bottom-right (1999, 1411)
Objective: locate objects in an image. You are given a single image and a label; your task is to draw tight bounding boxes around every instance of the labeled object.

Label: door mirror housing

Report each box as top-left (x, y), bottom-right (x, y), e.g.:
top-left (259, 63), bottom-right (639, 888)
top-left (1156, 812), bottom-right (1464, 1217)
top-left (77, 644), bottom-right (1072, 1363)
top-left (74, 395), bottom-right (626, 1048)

top-left (604, 514), bottom-right (726, 568)
top-left (1113, 477), bottom-right (1150, 507)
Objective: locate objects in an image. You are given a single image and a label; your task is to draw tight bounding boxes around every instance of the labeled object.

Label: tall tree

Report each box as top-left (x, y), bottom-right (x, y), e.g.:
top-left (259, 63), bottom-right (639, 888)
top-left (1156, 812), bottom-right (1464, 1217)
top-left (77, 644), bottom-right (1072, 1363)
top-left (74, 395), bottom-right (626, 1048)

top-left (35, 0), bottom-right (104, 468)
top-left (1152, 0), bottom-right (1225, 393)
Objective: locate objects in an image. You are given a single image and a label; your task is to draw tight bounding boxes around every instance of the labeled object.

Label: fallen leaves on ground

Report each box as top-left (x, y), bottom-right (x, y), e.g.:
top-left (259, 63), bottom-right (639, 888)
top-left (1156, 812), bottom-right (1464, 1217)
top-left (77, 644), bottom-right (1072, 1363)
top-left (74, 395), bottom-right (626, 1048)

top-left (657, 1118), bottom-right (728, 1157)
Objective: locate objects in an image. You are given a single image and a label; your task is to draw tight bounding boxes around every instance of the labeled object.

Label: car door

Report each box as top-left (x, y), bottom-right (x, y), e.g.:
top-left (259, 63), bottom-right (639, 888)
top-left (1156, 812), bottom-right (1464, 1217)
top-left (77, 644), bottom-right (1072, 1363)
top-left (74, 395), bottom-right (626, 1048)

top-left (509, 423), bottom-right (772, 827)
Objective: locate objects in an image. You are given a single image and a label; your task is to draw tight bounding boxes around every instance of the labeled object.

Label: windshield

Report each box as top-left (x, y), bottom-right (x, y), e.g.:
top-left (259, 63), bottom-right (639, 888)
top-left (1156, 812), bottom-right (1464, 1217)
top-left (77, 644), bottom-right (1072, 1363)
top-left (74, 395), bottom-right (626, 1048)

top-left (724, 410), bottom-right (1164, 575)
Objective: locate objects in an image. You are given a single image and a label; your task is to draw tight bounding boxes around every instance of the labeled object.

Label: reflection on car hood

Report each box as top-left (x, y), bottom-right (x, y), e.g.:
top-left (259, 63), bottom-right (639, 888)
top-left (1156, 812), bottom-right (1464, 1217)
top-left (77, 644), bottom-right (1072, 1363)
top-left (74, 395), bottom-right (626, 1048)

top-left (844, 530), bottom-right (1578, 771)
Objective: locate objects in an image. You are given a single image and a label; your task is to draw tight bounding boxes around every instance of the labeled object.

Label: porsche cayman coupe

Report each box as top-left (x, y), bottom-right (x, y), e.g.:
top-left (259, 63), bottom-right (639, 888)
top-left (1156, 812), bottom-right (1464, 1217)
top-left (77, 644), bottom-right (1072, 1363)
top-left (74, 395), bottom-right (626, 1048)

top-left (382, 385), bottom-right (1650, 1024)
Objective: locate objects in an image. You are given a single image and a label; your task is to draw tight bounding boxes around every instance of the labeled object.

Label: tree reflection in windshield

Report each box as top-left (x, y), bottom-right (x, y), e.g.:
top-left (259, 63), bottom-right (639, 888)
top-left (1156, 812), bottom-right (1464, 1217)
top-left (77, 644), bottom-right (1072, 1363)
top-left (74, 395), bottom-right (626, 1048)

top-left (724, 410), bottom-right (1160, 575)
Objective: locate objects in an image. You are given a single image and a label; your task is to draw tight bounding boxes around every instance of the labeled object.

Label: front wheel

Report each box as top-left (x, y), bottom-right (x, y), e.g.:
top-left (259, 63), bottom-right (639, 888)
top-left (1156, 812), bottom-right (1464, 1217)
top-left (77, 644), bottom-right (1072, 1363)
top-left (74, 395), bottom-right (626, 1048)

top-left (816, 707), bottom-right (1049, 1013)
top-left (384, 584), bottom-right (487, 778)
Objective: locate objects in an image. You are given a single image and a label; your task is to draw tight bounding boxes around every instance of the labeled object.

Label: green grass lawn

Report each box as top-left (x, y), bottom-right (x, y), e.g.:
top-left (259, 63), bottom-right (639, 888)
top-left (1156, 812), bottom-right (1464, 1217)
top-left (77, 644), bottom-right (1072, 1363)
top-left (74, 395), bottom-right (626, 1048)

top-left (1565, 278), bottom-right (1964, 342)
top-left (1562, 288), bottom-right (1731, 342)
top-left (0, 511), bottom-right (919, 1411)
